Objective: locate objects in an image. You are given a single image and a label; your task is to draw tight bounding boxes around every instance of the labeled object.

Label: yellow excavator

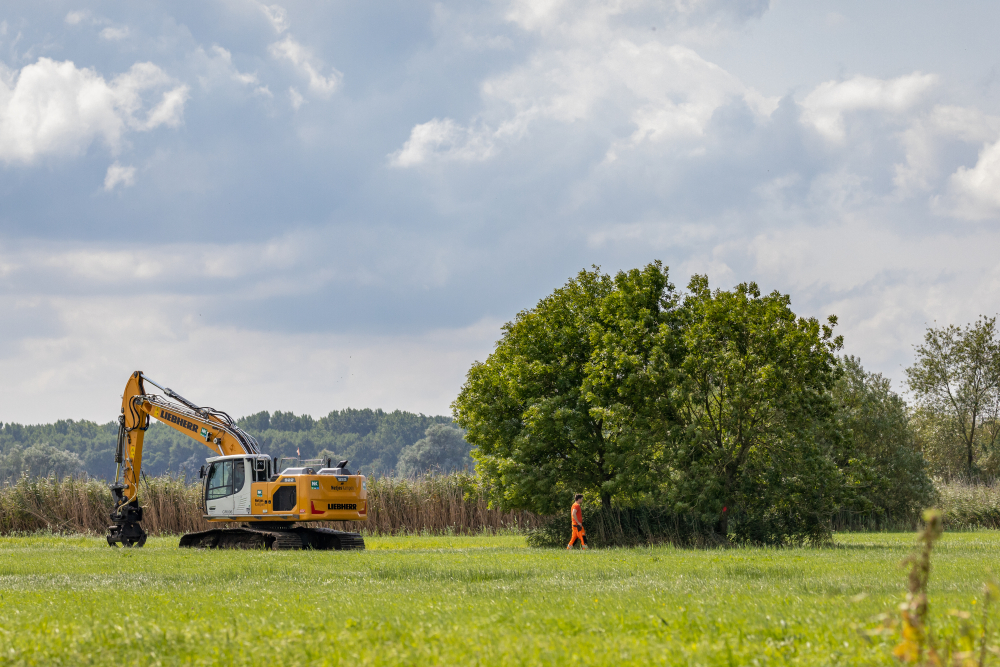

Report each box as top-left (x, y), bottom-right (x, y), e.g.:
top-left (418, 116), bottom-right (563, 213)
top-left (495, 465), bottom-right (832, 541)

top-left (106, 371), bottom-right (367, 550)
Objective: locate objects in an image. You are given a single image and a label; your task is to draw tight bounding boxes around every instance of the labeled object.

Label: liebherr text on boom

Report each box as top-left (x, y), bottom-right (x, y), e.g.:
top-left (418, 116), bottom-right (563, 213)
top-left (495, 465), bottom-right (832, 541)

top-left (107, 371), bottom-right (367, 550)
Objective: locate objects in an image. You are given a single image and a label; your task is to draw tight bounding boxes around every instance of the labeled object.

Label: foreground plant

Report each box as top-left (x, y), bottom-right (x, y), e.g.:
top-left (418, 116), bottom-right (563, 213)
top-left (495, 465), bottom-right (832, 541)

top-left (872, 509), bottom-right (998, 665)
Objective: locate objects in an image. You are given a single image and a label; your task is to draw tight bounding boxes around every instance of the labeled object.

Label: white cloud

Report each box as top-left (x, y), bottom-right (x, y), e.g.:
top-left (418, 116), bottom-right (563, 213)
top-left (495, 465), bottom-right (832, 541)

top-left (390, 118), bottom-right (495, 167)
top-left (742, 218), bottom-right (1000, 372)
top-left (1, 228), bottom-right (348, 290)
top-left (64, 11), bottom-right (89, 25)
top-left (393, 2), bottom-right (777, 166)
top-left (894, 105), bottom-right (1000, 194)
top-left (99, 26), bottom-right (129, 41)
top-left (0, 291), bottom-right (499, 423)
top-left (269, 36), bottom-right (341, 97)
top-left (7, 0), bottom-right (1000, 426)
top-left (941, 138), bottom-right (1000, 220)
top-left (800, 72), bottom-right (938, 142)
top-left (144, 84), bottom-right (189, 128)
top-left (24, 238), bottom-right (296, 284)
top-left (503, 0), bottom-right (766, 35)
top-left (258, 3), bottom-right (290, 34)
top-left (103, 161), bottom-right (135, 191)
top-left (0, 225), bottom-right (499, 422)
top-left (246, 4), bottom-right (341, 100)
top-left (0, 58), bottom-right (189, 164)
top-left (193, 45), bottom-right (271, 97)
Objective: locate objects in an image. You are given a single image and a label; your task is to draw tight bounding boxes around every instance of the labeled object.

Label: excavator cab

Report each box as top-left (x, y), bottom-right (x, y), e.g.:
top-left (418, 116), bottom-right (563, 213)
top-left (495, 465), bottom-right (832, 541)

top-left (203, 455), bottom-right (267, 517)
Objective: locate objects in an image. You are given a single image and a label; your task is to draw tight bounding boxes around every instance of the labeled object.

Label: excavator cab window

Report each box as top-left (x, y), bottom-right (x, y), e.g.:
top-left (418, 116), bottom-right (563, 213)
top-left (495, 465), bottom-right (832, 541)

top-left (233, 460), bottom-right (245, 495)
top-left (206, 461), bottom-right (233, 500)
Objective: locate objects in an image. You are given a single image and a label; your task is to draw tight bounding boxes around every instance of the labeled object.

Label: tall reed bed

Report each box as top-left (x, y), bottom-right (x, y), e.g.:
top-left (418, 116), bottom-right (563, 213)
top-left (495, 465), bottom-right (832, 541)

top-left (322, 473), bottom-right (543, 535)
top-left (819, 479), bottom-right (1000, 534)
top-left (4, 474), bottom-right (997, 540)
top-left (0, 475), bottom-right (207, 536)
top-left (935, 478), bottom-right (1000, 529)
top-left (0, 473), bottom-right (542, 537)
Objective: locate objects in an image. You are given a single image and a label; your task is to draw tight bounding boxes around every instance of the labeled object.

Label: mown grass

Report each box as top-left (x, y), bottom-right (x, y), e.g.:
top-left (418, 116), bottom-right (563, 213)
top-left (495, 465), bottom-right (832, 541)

top-left (0, 531), bottom-right (996, 666)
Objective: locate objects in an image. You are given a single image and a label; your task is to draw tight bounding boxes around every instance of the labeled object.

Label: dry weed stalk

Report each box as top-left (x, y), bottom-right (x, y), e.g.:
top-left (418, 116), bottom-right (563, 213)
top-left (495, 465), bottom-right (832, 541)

top-left (893, 509), bottom-right (944, 664)
top-left (877, 508), bottom-right (999, 666)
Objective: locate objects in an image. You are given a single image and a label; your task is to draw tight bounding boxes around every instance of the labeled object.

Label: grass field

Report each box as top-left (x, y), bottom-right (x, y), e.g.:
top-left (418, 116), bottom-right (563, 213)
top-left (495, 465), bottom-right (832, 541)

top-left (0, 531), bottom-right (996, 666)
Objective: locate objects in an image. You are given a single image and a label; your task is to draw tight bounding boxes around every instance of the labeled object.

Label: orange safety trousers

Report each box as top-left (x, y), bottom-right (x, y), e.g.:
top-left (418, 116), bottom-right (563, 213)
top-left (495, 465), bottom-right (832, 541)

top-left (567, 524), bottom-right (587, 549)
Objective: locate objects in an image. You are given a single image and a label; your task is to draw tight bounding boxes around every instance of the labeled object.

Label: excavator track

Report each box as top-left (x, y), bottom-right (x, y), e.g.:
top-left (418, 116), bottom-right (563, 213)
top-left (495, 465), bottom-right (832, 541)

top-left (271, 531), bottom-right (303, 550)
top-left (178, 526), bottom-right (365, 551)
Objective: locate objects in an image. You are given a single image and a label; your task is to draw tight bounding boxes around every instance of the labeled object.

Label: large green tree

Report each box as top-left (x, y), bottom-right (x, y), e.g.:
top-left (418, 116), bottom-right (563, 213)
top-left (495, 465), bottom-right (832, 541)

top-left (453, 262), bottom-right (679, 513)
top-left (832, 356), bottom-right (934, 521)
top-left (663, 277), bottom-right (845, 540)
top-left (905, 317), bottom-right (1000, 477)
top-left (457, 266), bottom-right (852, 543)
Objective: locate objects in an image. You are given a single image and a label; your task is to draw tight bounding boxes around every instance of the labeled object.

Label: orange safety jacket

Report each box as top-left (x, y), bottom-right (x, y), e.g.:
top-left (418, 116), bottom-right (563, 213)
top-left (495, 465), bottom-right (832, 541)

top-left (571, 502), bottom-right (583, 527)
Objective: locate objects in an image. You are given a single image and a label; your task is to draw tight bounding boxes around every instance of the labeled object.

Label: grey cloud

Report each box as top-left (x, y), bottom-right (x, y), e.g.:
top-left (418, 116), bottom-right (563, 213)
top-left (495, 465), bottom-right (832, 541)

top-left (0, 1), bottom-right (998, 420)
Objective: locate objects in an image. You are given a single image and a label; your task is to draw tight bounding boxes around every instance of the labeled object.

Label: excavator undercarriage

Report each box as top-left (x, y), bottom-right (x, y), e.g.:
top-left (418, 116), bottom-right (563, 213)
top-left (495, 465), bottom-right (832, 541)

top-left (178, 525), bottom-right (365, 550)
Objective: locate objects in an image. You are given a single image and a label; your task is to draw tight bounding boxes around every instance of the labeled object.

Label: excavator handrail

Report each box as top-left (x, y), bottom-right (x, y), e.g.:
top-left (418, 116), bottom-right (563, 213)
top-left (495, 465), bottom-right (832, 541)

top-left (140, 395), bottom-right (263, 456)
top-left (141, 374), bottom-right (241, 425)
top-left (136, 375), bottom-right (262, 456)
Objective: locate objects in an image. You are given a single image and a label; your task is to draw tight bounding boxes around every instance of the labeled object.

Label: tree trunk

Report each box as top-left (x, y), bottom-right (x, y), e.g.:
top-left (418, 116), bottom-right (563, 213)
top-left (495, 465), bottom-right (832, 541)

top-left (968, 439), bottom-right (975, 479)
top-left (968, 412), bottom-right (978, 479)
top-left (601, 491), bottom-right (611, 510)
top-left (720, 466), bottom-right (735, 537)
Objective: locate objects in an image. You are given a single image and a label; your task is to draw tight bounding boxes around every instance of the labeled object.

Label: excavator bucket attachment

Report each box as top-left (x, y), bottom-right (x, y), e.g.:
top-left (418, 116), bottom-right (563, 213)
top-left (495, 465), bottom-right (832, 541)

top-left (107, 494), bottom-right (147, 547)
top-left (106, 522), bottom-right (148, 548)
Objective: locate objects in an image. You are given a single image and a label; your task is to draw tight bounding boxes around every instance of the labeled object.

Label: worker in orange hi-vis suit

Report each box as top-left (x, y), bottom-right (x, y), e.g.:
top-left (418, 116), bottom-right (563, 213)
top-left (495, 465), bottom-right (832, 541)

top-left (567, 494), bottom-right (588, 550)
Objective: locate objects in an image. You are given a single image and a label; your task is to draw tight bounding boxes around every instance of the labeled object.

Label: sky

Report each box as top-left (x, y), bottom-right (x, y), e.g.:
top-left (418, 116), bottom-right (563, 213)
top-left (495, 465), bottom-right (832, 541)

top-left (1, 0), bottom-right (999, 424)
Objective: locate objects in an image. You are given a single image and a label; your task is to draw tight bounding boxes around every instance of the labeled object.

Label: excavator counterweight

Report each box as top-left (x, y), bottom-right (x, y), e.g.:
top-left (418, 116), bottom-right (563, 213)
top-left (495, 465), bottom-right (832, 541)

top-left (106, 371), bottom-right (367, 550)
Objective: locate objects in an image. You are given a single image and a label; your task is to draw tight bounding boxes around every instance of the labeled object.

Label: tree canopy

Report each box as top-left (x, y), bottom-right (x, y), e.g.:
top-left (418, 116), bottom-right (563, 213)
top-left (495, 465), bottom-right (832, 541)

top-left (454, 263), bottom-right (926, 543)
top-left (905, 316), bottom-right (1000, 477)
top-left (833, 356), bottom-right (934, 520)
top-left (454, 262), bottom-right (679, 514)
top-left (664, 276), bottom-right (844, 541)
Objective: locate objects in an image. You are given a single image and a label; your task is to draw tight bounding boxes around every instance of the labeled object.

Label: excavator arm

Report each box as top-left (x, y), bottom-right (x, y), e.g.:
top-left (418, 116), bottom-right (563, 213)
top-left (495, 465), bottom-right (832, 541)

top-left (106, 371), bottom-right (367, 550)
top-left (112, 372), bottom-right (261, 504)
top-left (108, 371), bottom-right (265, 546)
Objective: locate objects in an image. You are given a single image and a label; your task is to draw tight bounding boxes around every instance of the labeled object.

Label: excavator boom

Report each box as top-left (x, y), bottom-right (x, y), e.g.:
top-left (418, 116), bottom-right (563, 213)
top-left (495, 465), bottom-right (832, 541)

top-left (106, 371), bottom-right (367, 550)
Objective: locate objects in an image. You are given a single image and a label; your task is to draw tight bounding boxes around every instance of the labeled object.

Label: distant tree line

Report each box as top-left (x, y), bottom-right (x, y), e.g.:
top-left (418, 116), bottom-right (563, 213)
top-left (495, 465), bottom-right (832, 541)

top-left (0, 408), bottom-right (471, 483)
top-left (0, 443), bottom-right (85, 482)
